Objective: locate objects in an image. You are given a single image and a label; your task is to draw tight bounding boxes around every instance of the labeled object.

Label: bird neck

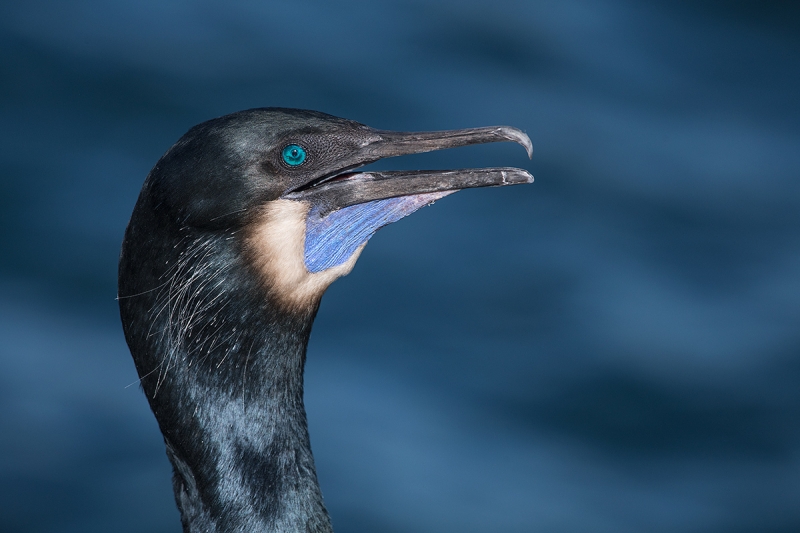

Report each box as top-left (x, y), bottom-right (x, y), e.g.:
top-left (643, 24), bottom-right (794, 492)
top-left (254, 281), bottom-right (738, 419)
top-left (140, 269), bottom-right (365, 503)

top-left (119, 222), bottom-right (334, 532)
top-left (166, 306), bottom-right (331, 533)
top-left (158, 311), bottom-right (333, 533)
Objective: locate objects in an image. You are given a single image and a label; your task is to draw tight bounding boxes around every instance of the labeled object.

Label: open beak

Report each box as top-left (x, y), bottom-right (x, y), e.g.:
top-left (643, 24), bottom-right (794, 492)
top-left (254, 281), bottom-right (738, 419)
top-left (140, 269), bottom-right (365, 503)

top-left (282, 124), bottom-right (533, 274)
top-left (282, 126), bottom-right (533, 216)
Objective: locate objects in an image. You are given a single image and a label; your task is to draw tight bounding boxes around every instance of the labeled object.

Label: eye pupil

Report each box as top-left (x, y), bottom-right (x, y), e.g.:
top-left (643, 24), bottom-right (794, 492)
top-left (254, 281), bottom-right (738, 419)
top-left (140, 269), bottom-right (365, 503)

top-left (282, 144), bottom-right (306, 166)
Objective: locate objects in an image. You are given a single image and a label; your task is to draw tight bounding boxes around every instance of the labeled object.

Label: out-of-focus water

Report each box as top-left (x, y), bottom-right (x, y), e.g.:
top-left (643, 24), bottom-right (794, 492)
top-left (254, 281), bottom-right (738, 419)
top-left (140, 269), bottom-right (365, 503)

top-left (1, 1), bottom-right (798, 531)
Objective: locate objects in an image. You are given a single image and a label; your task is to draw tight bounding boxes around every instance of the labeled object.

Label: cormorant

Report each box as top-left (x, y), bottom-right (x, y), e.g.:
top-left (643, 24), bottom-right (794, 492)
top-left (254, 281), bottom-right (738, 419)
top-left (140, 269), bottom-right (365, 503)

top-left (118, 108), bottom-right (532, 533)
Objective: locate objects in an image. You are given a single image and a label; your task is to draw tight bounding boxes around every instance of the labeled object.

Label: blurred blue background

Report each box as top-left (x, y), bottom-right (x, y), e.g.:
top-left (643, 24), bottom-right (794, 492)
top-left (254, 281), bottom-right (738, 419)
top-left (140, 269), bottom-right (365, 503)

top-left (1, 1), bottom-right (799, 531)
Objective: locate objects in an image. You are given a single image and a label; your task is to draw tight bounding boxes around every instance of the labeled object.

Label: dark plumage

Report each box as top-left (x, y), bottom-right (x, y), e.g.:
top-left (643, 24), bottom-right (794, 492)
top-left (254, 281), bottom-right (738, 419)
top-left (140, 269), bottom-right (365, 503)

top-left (118, 108), bottom-right (532, 532)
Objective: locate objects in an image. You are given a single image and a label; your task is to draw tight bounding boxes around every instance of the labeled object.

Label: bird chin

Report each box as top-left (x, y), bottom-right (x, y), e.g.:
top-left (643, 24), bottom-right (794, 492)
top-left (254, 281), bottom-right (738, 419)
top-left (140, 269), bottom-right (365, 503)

top-left (303, 190), bottom-right (454, 273)
top-left (244, 190), bottom-right (453, 313)
top-left (244, 199), bottom-right (365, 314)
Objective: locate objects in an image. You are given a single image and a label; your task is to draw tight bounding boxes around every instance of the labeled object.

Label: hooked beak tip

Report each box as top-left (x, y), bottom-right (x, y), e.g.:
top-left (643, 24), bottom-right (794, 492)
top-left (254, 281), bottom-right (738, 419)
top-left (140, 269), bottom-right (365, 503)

top-left (495, 126), bottom-right (533, 159)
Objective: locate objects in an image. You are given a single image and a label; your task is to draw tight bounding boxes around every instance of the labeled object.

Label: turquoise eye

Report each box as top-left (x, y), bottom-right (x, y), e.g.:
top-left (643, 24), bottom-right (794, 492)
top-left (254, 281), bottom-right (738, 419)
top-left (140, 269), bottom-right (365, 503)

top-left (282, 144), bottom-right (307, 166)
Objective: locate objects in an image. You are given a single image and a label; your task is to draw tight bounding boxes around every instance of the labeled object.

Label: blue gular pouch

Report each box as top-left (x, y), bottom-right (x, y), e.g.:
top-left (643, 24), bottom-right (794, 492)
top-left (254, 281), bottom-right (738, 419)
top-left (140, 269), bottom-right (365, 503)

top-left (303, 191), bottom-right (453, 273)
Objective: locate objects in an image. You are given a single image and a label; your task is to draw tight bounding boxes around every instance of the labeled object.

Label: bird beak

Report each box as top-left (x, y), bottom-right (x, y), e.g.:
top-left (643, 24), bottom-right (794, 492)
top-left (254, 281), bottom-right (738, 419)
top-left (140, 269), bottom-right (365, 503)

top-left (282, 126), bottom-right (533, 216)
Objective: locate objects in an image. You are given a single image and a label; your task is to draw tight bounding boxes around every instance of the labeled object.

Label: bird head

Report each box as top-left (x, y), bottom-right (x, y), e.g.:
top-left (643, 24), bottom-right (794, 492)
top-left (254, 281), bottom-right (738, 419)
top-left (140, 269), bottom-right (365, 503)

top-left (126, 107), bottom-right (532, 317)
